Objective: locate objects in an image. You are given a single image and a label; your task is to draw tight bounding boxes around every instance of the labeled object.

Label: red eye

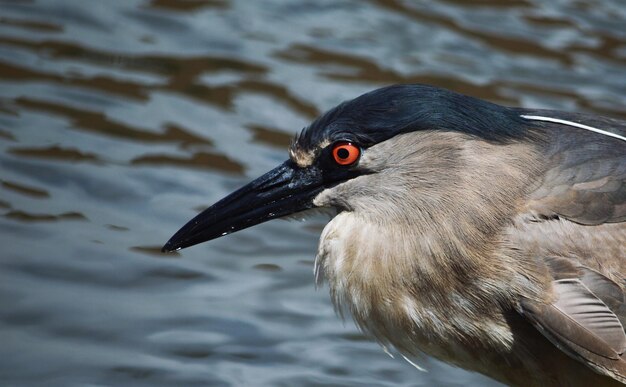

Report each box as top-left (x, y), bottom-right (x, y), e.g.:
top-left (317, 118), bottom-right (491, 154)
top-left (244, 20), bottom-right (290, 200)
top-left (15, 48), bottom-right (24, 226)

top-left (332, 142), bottom-right (360, 166)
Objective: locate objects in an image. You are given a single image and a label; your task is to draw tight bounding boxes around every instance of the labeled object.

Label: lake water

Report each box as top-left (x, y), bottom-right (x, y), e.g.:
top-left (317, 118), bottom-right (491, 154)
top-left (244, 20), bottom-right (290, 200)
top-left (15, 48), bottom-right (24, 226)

top-left (1, 0), bottom-right (625, 386)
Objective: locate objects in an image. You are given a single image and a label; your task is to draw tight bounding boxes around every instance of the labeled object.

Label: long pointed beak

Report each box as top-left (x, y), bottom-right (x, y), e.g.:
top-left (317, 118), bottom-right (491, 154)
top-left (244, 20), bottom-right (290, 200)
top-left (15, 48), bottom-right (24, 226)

top-left (162, 161), bottom-right (324, 252)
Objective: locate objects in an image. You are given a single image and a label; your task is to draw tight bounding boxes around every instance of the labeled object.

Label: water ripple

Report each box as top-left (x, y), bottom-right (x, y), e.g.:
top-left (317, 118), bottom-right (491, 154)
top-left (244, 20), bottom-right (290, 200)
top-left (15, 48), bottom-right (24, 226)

top-left (1, 1), bottom-right (624, 386)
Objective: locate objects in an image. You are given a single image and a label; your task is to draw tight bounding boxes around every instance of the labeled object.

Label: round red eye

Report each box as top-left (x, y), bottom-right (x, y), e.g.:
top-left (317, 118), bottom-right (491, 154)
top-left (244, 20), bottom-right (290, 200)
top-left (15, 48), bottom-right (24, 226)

top-left (332, 142), bottom-right (360, 166)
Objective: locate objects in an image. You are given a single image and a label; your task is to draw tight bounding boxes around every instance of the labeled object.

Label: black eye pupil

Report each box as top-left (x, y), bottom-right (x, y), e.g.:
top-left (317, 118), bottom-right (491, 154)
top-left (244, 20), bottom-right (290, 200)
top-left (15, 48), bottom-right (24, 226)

top-left (337, 148), bottom-right (350, 159)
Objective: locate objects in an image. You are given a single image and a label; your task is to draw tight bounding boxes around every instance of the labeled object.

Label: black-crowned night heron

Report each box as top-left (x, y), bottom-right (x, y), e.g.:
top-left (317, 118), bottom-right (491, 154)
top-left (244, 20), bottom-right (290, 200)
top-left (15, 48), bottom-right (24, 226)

top-left (162, 84), bottom-right (626, 386)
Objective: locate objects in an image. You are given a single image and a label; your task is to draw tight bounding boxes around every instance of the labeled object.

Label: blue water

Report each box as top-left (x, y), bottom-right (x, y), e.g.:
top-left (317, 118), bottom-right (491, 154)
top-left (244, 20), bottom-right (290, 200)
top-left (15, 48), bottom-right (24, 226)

top-left (1, 0), bottom-right (625, 385)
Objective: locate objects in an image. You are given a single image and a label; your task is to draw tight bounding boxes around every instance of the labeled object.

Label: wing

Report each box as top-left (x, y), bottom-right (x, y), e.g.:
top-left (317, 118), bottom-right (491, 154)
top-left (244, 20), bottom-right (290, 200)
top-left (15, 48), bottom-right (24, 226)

top-left (521, 109), bottom-right (626, 225)
top-left (515, 109), bottom-right (626, 382)
top-left (519, 261), bottom-right (626, 383)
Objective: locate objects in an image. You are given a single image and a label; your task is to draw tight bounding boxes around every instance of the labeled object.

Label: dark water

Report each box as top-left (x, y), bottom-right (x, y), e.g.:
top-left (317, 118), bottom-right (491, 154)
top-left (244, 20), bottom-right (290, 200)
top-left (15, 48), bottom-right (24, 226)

top-left (1, 0), bottom-right (625, 386)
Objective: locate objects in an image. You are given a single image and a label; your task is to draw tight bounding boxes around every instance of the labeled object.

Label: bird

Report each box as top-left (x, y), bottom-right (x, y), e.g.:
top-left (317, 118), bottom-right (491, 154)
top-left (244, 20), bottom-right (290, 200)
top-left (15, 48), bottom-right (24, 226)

top-left (162, 84), bottom-right (626, 386)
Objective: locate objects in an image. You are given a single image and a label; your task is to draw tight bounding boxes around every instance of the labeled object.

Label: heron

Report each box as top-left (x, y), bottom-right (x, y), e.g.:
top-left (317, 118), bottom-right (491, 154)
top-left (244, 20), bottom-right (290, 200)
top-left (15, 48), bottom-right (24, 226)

top-left (162, 84), bottom-right (626, 386)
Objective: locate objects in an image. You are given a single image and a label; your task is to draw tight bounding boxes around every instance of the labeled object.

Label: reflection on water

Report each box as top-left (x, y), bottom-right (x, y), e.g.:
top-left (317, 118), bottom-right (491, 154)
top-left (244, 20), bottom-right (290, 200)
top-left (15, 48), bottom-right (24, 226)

top-left (1, 0), bottom-right (625, 385)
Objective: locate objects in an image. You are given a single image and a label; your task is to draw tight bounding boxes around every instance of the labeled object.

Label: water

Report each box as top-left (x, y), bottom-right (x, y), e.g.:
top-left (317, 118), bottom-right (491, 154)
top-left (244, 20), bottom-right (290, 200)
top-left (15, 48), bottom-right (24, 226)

top-left (1, 0), bottom-right (625, 385)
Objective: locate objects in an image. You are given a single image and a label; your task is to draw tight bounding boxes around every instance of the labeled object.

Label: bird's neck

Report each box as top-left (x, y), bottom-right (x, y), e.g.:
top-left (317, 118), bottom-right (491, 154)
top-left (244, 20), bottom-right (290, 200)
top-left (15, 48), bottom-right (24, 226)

top-left (314, 133), bottom-right (550, 356)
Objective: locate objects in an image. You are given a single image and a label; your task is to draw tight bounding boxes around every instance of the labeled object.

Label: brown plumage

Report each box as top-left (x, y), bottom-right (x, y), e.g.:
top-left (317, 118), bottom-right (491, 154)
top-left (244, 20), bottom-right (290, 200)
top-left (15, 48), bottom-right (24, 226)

top-left (163, 84), bottom-right (626, 386)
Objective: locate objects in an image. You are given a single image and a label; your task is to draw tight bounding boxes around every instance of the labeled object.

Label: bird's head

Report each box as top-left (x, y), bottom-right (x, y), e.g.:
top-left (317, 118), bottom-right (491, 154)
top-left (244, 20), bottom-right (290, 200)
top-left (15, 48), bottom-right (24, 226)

top-left (162, 84), bottom-right (539, 252)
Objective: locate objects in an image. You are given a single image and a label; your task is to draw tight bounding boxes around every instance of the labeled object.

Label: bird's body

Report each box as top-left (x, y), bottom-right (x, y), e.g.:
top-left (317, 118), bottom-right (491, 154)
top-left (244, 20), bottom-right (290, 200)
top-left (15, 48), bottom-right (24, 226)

top-left (313, 119), bottom-right (625, 386)
top-left (164, 84), bottom-right (626, 386)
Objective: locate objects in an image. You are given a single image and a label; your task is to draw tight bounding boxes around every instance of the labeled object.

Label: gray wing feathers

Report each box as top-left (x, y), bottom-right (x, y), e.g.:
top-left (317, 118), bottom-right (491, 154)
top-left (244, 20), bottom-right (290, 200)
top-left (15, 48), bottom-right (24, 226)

top-left (520, 276), bottom-right (626, 382)
top-left (551, 279), bottom-right (626, 357)
top-left (517, 110), bottom-right (626, 382)
top-left (579, 267), bottom-right (626, 321)
top-left (523, 109), bottom-right (626, 225)
top-left (544, 257), bottom-right (625, 322)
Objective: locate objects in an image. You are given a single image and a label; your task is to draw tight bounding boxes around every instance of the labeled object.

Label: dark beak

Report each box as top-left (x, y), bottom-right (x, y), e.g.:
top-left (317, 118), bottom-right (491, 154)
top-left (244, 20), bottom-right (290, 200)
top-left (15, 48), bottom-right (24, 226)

top-left (162, 161), bottom-right (324, 252)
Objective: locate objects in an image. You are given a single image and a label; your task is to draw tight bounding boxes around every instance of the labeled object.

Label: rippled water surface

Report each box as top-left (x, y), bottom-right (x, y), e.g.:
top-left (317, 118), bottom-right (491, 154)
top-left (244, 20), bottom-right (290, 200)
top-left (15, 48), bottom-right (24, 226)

top-left (1, 0), bottom-right (625, 385)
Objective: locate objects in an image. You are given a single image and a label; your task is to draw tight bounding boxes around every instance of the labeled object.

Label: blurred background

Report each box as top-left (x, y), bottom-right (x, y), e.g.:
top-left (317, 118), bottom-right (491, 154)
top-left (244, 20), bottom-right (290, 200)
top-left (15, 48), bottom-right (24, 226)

top-left (1, 0), bottom-right (625, 386)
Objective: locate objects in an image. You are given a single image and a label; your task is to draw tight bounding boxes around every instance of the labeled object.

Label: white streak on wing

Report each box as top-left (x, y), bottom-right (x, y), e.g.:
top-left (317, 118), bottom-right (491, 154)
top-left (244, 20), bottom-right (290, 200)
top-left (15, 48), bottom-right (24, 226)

top-left (521, 114), bottom-right (626, 142)
top-left (402, 355), bottom-right (427, 372)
